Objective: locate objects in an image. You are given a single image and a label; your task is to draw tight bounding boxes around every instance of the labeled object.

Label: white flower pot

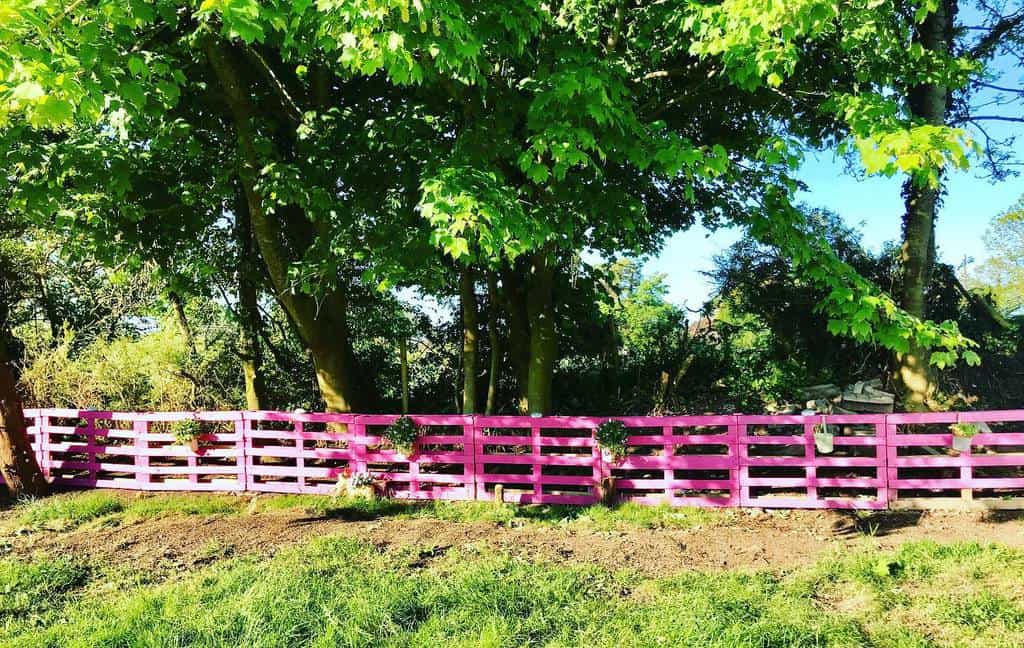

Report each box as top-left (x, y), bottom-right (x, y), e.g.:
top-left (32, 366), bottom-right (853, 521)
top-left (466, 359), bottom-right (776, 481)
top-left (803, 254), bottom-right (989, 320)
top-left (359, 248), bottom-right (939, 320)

top-left (814, 431), bottom-right (834, 454)
top-left (952, 435), bottom-right (972, 453)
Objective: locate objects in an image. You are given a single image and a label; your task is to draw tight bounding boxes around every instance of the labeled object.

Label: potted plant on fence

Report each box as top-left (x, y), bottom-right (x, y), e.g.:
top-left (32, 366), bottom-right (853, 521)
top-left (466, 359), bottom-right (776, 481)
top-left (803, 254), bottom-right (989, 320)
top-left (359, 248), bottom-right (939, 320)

top-left (950, 422), bottom-right (980, 453)
top-left (813, 421), bottom-right (834, 454)
top-left (595, 420), bottom-right (629, 505)
top-left (170, 418), bottom-right (204, 453)
top-left (385, 415), bottom-right (420, 457)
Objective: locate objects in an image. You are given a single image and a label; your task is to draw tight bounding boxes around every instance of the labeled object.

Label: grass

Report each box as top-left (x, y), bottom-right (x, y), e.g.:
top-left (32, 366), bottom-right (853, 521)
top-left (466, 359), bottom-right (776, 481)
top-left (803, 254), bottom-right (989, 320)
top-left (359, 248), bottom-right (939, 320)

top-left (2, 490), bottom-right (735, 534)
top-left (2, 538), bottom-right (1023, 646)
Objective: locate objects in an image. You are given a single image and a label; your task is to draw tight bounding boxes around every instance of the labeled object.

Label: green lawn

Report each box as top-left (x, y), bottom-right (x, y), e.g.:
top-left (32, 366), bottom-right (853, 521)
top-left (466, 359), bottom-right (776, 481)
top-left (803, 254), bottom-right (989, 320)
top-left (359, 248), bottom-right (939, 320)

top-left (2, 536), bottom-right (1023, 647)
top-left (2, 493), bottom-right (1024, 647)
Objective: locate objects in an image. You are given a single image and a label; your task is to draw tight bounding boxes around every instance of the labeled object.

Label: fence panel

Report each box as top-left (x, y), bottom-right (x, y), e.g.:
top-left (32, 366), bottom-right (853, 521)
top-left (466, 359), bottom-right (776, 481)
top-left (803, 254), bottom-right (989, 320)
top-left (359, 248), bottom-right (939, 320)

top-left (888, 411), bottom-right (1024, 509)
top-left (32, 410), bottom-right (244, 491)
top-left (243, 411), bottom-right (357, 494)
top-left (474, 416), bottom-right (603, 505)
top-left (358, 415), bottom-right (476, 500)
top-left (739, 415), bottom-right (887, 509)
top-left (607, 416), bottom-right (739, 507)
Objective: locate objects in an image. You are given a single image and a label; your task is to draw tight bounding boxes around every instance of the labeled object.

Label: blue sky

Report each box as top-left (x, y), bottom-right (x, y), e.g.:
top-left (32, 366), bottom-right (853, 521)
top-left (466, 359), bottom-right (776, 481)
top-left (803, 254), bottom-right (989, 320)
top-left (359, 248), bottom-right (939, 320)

top-left (645, 153), bottom-right (1024, 308)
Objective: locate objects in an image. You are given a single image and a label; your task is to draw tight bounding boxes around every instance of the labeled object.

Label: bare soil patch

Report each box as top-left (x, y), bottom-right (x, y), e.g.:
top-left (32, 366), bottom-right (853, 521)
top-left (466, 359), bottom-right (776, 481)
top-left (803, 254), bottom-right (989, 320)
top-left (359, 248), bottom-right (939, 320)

top-left (5, 499), bottom-right (1024, 579)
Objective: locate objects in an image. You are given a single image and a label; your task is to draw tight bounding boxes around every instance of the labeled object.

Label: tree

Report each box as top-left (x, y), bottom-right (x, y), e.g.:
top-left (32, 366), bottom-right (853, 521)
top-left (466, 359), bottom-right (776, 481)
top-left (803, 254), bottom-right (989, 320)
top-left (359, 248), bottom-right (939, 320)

top-left (0, 213), bottom-right (47, 496)
top-left (3, 0), bottom-right (986, 419)
top-left (966, 194), bottom-right (1024, 313)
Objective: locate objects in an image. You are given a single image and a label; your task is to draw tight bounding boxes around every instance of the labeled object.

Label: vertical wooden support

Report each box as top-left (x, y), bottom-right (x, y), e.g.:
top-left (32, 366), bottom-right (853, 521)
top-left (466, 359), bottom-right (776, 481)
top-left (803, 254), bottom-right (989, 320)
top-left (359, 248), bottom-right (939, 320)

top-left (295, 420), bottom-right (306, 493)
top-left (235, 413), bottom-right (248, 491)
top-left (804, 420), bottom-right (817, 502)
top-left (729, 416), bottom-right (740, 507)
top-left (467, 418), bottom-right (478, 500)
top-left (37, 413), bottom-right (50, 479)
top-left (876, 419), bottom-right (889, 508)
top-left (531, 422), bottom-right (542, 501)
top-left (662, 424), bottom-right (675, 503)
top-left (134, 418), bottom-right (150, 490)
top-left (351, 416), bottom-right (367, 475)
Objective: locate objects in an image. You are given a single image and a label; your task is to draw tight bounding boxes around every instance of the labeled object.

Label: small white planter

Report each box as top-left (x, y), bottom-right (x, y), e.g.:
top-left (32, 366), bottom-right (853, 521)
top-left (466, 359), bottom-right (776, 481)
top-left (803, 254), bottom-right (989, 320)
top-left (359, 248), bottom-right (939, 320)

top-left (814, 430), bottom-right (834, 454)
top-left (952, 435), bottom-right (972, 453)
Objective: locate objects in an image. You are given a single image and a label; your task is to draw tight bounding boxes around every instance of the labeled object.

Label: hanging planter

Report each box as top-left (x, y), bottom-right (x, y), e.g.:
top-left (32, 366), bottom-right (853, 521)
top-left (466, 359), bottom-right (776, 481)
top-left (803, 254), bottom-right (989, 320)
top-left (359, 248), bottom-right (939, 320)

top-left (950, 422), bottom-right (979, 453)
top-left (813, 422), bottom-right (834, 454)
top-left (384, 415), bottom-right (420, 457)
top-left (595, 420), bottom-right (629, 465)
top-left (170, 417), bottom-right (204, 453)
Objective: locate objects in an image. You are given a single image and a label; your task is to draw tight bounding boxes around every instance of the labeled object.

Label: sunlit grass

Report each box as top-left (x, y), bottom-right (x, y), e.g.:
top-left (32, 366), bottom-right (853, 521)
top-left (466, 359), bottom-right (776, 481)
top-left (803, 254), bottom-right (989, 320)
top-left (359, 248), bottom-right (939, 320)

top-left (2, 539), bottom-right (1023, 647)
top-left (4, 490), bottom-right (734, 534)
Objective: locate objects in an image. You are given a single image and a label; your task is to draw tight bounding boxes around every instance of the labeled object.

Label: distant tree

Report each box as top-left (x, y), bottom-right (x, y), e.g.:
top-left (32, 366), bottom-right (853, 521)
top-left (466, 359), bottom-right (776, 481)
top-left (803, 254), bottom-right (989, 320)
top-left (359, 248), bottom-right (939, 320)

top-left (965, 195), bottom-right (1024, 314)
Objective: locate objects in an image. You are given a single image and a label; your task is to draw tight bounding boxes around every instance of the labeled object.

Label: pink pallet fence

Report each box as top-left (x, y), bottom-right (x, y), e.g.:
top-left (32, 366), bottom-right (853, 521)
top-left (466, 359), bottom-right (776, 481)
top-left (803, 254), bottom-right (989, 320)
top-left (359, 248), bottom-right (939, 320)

top-left (608, 416), bottom-right (739, 507)
top-left (888, 411), bottom-right (1024, 509)
top-left (243, 411), bottom-right (358, 494)
top-left (242, 412), bottom-right (476, 499)
top-left (22, 408), bottom-right (1024, 510)
top-left (27, 409), bottom-right (245, 491)
top-left (474, 416), bottom-right (604, 505)
top-left (738, 415), bottom-right (888, 510)
top-left (358, 414), bottom-right (476, 500)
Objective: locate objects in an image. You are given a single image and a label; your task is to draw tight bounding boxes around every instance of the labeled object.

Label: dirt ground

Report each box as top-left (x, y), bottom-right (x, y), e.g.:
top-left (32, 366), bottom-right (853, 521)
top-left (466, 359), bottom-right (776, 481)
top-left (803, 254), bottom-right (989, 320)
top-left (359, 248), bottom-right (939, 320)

top-left (5, 500), bottom-right (1024, 578)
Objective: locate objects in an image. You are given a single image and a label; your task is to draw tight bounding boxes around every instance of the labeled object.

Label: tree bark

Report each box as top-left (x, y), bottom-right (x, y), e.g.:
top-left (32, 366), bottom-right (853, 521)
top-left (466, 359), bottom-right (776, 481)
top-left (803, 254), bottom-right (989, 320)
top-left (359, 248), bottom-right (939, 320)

top-left (485, 272), bottom-right (500, 415)
top-left (459, 267), bottom-right (479, 414)
top-left (400, 337), bottom-right (409, 414)
top-left (500, 266), bottom-right (531, 413)
top-left (0, 336), bottom-right (46, 498)
top-left (895, 0), bottom-right (956, 411)
top-left (525, 252), bottom-right (556, 415)
top-left (233, 182), bottom-right (268, 411)
top-left (168, 291), bottom-right (197, 355)
top-left (204, 36), bottom-right (368, 413)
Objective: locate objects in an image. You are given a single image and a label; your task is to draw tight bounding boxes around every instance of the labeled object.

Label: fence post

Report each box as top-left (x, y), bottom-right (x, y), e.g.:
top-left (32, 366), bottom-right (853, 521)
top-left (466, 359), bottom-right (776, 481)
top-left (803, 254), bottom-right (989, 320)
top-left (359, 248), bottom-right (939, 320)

top-left (729, 415), bottom-right (740, 507)
top-left (36, 411), bottom-right (50, 479)
top-left (351, 415), bottom-right (367, 475)
top-left (877, 414), bottom-right (890, 509)
top-left (133, 416), bottom-right (150, 491)
top-left (235, 412), bottom-right (248, 492)
top-left (468, 415), bottom-right (478, 501)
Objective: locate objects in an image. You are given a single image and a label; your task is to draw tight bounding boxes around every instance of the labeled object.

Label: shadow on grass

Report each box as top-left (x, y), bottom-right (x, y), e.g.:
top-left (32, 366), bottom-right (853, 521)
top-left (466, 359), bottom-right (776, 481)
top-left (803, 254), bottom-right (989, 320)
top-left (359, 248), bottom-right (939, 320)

top-left (830, 510), bottom-right (926, 537)
top-left (287, 499), bottom-right (424, 524)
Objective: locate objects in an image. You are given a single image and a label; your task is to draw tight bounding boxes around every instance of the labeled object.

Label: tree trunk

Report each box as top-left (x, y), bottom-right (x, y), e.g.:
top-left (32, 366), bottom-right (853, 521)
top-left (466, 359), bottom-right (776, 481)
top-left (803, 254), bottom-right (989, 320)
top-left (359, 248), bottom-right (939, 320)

top-left (895, 0), bottom-right (956, 411)
top-left (233, 182), bottom-right (268, 411)
top-left (400, 337), bottom-right (409, 414)
top-left (204, 36), bottom-right (368, 413)
top-left (525, 252), bottom-right (556, 415)
top-left (168, 291), bottom-right (197, 355)
top-left (485, 272), bottom-right (500, 415)
top-left (500, 266), bottom-right (531, 413)
top-left (0, 337), bottom-right (46, 498)
top-left (459, 267), bottom-right (479, 414)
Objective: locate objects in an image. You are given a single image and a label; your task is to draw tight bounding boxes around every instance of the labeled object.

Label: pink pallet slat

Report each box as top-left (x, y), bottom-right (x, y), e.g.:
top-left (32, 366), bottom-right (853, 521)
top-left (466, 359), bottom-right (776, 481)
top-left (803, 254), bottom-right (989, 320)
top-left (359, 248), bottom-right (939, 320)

top-left (473, 416), bottom-right (603, 505)
top-left (738, 415), bottom-right (888, 510)
top-left (887, 411), bottom-right (1024, 509)
top-left (606, 416), bottom-right (739, 507)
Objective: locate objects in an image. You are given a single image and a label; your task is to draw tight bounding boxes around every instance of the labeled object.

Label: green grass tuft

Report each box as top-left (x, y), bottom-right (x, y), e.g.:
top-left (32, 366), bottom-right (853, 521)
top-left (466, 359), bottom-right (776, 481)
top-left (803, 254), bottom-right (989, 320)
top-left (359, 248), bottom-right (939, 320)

top-left (16, 492), bottom-right (124, 529)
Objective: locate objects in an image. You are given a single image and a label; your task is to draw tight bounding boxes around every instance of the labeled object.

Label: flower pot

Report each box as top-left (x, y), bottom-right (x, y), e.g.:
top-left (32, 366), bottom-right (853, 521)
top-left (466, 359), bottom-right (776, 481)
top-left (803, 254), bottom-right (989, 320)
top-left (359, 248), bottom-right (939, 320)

top-left (814, 430), bottom-right (834, 454)
top-left (188, 438), bottom-right (201, 453)
top-left (349, 485), bottom-right (376, 499)
top-left (952, 435), bottom-right (972, 453)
